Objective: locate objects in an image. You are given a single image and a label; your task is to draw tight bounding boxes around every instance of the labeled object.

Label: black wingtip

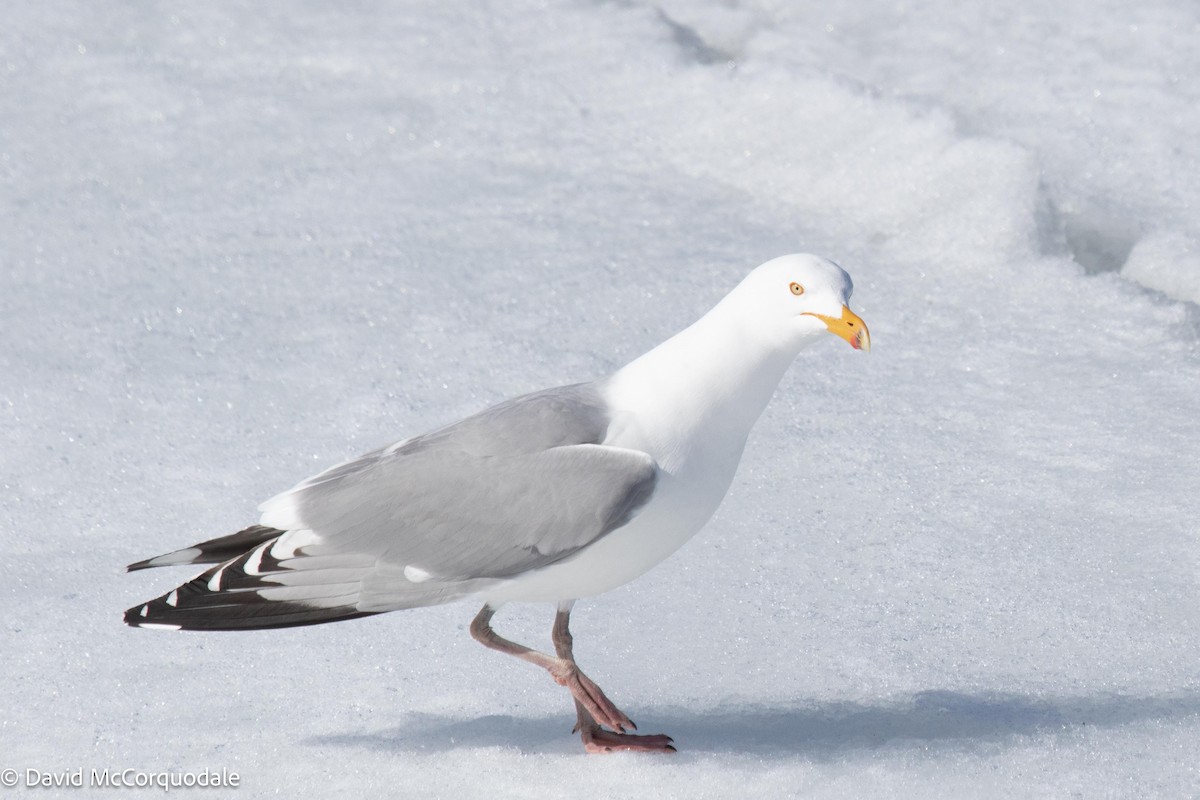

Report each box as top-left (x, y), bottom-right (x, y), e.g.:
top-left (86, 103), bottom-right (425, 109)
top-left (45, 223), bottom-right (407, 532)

top-left (125, 525), bottom-right (286, 573)
top-left (125, 576), bottom-right (383, 632)
top-left (123, 600), bottom-right (179, 629)
top-left (125, 528), bottom-right (388, 632)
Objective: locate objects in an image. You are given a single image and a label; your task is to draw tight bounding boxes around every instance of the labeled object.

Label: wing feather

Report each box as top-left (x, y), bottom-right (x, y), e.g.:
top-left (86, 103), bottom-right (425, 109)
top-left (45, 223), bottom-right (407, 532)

top-left (125, 382), bottom-right (659, 630)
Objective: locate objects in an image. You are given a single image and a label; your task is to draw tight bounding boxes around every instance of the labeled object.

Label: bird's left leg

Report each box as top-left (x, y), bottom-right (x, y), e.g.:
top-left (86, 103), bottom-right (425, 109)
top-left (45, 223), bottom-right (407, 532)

top-left (469, 603), bottom-right (634, 736)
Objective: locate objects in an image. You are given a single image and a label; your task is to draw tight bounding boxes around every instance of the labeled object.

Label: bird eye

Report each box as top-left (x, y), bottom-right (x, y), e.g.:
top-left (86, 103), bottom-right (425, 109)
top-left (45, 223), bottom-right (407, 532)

top-left (789, 282), bottom-right (804, 296)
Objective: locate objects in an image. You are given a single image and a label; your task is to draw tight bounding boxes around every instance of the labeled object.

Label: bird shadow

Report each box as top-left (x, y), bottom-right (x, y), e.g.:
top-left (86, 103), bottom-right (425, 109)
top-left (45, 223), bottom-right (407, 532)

top-left (307, 688), bottom-right (1200, 758)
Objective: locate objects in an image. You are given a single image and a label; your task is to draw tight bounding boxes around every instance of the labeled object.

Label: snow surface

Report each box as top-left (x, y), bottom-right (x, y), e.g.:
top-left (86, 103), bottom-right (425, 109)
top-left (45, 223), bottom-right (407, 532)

top-left (3, 0), bottom-right (1200, 797)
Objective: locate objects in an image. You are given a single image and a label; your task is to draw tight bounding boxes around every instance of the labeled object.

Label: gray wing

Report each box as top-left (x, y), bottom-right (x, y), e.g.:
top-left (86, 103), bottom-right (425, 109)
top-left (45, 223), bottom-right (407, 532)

top-left (124, 383), bottom-right (657, 630)
top-left (260, 382), bottom-right (657, 581)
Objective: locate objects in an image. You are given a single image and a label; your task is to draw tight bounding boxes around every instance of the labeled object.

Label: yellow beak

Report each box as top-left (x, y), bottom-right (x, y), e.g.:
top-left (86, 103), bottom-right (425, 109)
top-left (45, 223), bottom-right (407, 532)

top-left (805, 306), bottom-right (871, 352)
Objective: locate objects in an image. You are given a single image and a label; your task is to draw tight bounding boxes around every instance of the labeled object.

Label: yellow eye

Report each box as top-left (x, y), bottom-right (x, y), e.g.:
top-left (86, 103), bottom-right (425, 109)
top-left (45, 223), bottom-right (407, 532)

top-left (789, 282), bottom-right (804, 296)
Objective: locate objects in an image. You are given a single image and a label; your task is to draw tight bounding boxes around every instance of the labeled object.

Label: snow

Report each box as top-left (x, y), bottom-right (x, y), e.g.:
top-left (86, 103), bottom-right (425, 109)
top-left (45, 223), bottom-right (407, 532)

top-left (1123, 232), bottom-right (1200, 304)
top-left (2, 0), bottom-right (1199, 797)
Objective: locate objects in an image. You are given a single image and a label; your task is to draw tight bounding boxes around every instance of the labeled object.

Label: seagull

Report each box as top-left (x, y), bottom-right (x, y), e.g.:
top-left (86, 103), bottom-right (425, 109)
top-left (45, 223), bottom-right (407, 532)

top-left (125, 253), bottom-right (870, 754)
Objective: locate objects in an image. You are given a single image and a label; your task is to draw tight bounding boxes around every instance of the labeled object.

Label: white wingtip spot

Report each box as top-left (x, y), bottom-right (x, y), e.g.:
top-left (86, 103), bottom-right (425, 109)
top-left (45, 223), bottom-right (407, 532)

top-left (148, 547), bottom-right (202, 568)
top-left (244, 542), bottom-right (269, 576)
top-left (207, 565), bottom-right (227, 592)
top-left (164, 590), bottom-right (179, 607)
top-left (403, 565), bottom-right (434, 583)
top-left (139, 605), bottom-right (149, 618)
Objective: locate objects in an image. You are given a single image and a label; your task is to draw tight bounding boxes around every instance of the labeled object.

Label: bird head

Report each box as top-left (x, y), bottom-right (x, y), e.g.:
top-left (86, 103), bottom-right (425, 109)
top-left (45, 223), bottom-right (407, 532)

top-left (728, 254), bottom-right (871, 353)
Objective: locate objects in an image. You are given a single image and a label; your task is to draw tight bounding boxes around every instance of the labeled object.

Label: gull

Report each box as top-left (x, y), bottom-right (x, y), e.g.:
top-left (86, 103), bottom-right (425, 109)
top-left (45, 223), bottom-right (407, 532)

top-left (125, 253), bottom-right (870, 753)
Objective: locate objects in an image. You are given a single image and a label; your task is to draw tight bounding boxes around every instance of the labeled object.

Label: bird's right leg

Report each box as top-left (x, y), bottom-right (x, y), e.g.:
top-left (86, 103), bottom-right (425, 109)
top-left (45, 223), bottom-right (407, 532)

top-left (551, 604), bottom-right (675, 754)
top-left (469, 603), bottom-right (641, 739)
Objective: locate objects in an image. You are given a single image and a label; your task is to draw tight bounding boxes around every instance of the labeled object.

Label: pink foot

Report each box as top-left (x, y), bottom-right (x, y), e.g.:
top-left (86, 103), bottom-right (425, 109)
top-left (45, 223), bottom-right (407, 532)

top-left (580, 724), bottom-right (676, 754)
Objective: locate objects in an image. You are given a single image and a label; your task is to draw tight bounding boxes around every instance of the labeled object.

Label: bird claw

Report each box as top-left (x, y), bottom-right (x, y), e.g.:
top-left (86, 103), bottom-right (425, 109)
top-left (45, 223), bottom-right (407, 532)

top-left (558, 667), bottom-right (669, 752)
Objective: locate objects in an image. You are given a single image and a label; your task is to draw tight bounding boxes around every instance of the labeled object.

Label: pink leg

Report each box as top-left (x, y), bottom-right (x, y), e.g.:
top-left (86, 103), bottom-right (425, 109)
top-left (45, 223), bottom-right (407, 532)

top-left (469, 604), bottom-right (675, 753)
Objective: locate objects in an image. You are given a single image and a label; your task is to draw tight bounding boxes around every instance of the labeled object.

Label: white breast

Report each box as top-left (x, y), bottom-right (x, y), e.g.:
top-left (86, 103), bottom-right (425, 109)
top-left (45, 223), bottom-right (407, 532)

top-left (482, 386), bottom-right (751, 603)
top-left (483, 279), bottom-right (803, 605)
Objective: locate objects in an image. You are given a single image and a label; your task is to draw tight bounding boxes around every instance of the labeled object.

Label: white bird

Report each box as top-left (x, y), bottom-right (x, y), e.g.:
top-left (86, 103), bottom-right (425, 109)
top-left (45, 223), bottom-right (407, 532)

top-left (125, 253), bottom-right (870, 753)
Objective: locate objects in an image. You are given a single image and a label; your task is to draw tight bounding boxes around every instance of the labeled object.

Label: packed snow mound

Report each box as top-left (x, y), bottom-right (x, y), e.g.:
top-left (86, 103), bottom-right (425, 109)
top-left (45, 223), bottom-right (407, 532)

top-left (1122, 232), bottom-right (1200, 304)
top-left (645, 0), bottom-right (1200, 285)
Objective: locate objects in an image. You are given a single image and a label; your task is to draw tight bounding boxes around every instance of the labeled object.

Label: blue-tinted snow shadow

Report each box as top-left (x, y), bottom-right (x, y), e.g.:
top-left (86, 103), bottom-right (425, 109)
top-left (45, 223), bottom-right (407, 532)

top-left (308, 689), bottom-right (1200, 757)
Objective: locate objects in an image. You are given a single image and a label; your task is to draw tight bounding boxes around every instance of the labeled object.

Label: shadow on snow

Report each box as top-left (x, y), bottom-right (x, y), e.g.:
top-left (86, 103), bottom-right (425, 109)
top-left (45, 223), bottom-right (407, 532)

top-left (307, 688), bottom-right (1200, 757)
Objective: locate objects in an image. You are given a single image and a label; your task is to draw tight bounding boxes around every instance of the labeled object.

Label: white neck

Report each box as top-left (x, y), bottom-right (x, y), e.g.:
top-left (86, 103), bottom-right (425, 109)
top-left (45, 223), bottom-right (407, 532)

top-left (600, 296), bottom-right (802, 472)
